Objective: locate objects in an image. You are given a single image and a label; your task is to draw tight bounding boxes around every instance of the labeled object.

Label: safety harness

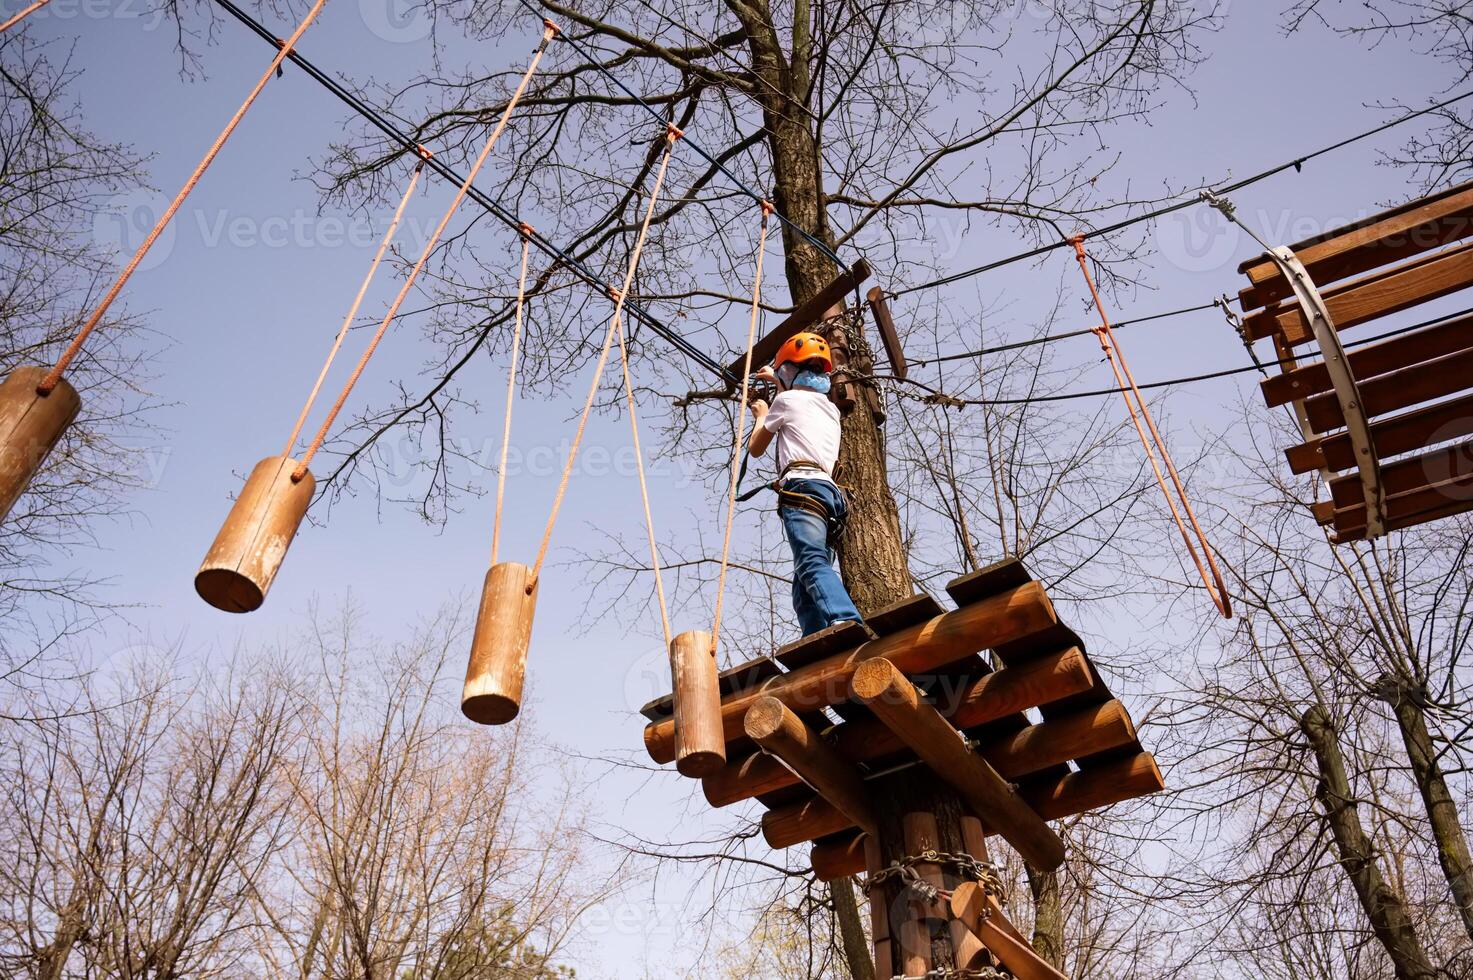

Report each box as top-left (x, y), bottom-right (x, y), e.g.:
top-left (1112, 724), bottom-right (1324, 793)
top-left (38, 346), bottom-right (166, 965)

top-left (735, 455), bottom-right (849, 542)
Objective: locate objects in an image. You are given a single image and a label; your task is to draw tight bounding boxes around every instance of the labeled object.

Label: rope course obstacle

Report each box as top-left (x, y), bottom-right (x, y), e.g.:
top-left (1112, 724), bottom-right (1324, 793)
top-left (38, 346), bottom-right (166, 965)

top-left (640, 559), bottom-right (1160, 978)
top-left (1208, 179), bottom-right (1473, 542)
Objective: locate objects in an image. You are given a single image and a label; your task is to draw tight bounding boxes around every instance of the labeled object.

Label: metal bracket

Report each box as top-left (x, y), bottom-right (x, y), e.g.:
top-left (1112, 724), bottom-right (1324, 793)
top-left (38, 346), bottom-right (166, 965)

top-left (1264, 246), bottom-right (1387, 539)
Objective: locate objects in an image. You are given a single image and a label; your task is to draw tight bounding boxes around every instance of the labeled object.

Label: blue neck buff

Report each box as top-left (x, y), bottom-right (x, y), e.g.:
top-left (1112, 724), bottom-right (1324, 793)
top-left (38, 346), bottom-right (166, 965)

top-left (791, 369), bottom-right (832, 394)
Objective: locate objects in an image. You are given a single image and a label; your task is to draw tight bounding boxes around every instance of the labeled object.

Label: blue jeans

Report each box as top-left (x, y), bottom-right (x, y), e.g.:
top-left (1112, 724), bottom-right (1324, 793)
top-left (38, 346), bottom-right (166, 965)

top-left (779, 479), bottom-right (862, 636)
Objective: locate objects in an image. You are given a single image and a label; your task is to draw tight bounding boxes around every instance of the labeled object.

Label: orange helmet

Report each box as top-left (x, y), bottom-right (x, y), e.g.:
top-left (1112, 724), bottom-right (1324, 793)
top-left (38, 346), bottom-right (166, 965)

top-left (773, 332), bottom-right (833, 373)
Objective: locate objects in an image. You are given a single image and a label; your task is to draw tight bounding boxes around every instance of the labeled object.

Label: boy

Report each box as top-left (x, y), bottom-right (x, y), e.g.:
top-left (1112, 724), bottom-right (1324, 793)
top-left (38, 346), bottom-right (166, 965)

top-left (747, 332), bottom-right (863, 636)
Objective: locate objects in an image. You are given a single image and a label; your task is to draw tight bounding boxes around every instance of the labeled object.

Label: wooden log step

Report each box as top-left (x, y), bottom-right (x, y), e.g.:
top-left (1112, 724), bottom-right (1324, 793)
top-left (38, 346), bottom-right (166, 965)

top-left (1259, 311), bottom-right (1473, 408)
top-left (803, 751), bottom-right (1165, 865)
top-left (1287, 390), bottom-right (1473, 474)
top-left (945, 558), bottom-right (1032, 607)
top-left (1238, 180), bottom-right (1473, 311)
top-left (643, 580), bottom-right (1058, 765)
top-left (1244, 239), bottom-right (1473, 345)
top-left (1302, 342), bottom-right (1473, 433)
top-left (639, 654), bottom-right (781, 722)
top-left (705, 676), bottom-right (1124, 809)
top-left (850, 657), bottom-right (1065, 871)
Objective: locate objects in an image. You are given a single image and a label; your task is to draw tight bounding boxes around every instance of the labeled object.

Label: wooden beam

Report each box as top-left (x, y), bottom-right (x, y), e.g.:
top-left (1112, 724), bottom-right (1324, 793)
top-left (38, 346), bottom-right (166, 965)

top-left (724, 259), bottom-right (872, 379)
top-left (706, 679), bottom-right (1126, 810)
top-left (1238, 180), bottom-right (1473, 311)
top-left (1244, 239), bottom-right (1473, 345)
top-left (952, 882), bottom-right (1070, 980)
top-left (866, 286), bottom-right (907, 379)
top-left (743, 696), bottom-right (877, 833)
top-left (643, 581), bottom-right (1058, 765)
top-left (806, 752), bottom-right (1164, 870)
top-left (1301, 342), bottom-right (1473, 433)
top-left (849, 658), bottom-right (1066, 871)
top-left (1259, 310), bottom-right (1473, 408)
top-left (1287, 390), bottom-right (1473, 474)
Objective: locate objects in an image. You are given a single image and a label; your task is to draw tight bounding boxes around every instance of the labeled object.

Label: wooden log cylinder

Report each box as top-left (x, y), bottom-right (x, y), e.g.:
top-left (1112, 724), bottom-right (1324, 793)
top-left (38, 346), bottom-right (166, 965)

top-left (461, 561), bottom-right (539, 725)
top-left (670, 630), bottom-right (724, 777)
top-left (195, 456), bottom-right (314, 613)
top-left (0, 367), bottom-right (81, 523)
top-left (744, 696), bottom-right (875, 832)
top-left (851, 657), bottom-right (1066, 871)
top-left (952, 882), bottom-right (1070, 980)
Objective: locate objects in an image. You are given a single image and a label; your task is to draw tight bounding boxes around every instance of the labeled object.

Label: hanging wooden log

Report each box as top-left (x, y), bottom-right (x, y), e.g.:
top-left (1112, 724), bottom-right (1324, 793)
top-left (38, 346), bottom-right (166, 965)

top-left (707, 687), bottom-right (1128, 808)
top-left (461, 561), bottom-right (539, 725)
top-left (743, 696), bottom-right (876, 832)
top-left (195, 456), bottom-right (314, 613)
top-left (952, 881), bottom-right (1070, 980)
top-left (642, 580), bottom-right (1057, 764)
top-left (0, 367), bottom-right (80, 523)
top-left (805, 751), bottom-right (1164, 869)
top-left (667, 630), bottom-right (725, 777)
top-left (850, 657), bottom-right (1065, 871)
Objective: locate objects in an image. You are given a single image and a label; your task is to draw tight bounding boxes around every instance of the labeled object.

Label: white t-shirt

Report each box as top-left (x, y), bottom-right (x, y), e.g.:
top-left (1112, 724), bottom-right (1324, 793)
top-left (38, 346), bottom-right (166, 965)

top-left (763, 389), bottom-right (840, 483)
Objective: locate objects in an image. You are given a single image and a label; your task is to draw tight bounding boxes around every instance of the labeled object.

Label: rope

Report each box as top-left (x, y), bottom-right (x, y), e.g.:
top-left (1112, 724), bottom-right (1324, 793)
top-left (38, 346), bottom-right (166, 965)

top-left (1070, 237), bottom-right (1231, 618)
top-left (709, 202), bottom-right (772, 658)
top-left (34, 0), bottom-right (330, 396)
top-left (291, 20), bottom-right (558, 482)
top-left (0, 0), bottom-right (52, 32)
top-left (284, 154), bottom-right (429, 458)
top-left (529, 124), bottom-right (682, 586)
top-left (491, 225), bottom-right (534, 565)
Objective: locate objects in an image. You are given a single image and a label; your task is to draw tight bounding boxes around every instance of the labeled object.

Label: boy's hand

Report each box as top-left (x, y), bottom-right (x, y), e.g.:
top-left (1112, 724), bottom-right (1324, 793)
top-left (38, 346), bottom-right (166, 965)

top-left (748, 397), bottom-right (769, 417)
top-left (754, 364), bottom-right (777, 385)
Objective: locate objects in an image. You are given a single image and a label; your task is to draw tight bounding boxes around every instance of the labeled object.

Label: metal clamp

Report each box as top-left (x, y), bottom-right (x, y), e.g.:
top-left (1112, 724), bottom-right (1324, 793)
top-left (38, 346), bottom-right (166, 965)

top-left (1264, 246), bottom-right (1387, 538)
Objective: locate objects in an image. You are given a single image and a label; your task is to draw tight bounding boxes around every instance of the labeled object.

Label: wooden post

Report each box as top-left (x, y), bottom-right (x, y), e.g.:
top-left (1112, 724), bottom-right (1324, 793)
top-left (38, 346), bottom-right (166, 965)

top-left (0, 367), bottom-right (81, 523)
top-left (863, 836), bottom-right (890, 974)
top-left (461, 561), bottom-right (539, 725)
top-left (643, 581), bottom-right (1057, 764)
top-left (899, 811), bottom-right (938, 975)
top-left (865, 286), bottom-right (907, 380)
top-left (195, 455), bottom-right (314, 613)
top-left (851, 657), bottom-right (1066, 871)
top-left (952, 882), bottom-right (1070, 980)
top-left (670, 630), bottom-right (724, 777)
top-left (743, 696), bottom-right (876, 832)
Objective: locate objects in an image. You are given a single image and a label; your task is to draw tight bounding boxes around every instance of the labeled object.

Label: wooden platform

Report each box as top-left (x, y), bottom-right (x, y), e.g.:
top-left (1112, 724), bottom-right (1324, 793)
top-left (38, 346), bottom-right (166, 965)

top-left (639, 559), bottom-right (1162, 879)
top-left (1234, 179), bottom-right (1473, 541)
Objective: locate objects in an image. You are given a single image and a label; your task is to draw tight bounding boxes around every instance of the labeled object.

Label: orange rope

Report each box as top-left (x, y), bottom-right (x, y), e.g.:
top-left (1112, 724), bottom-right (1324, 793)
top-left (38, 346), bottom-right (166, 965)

top-left (710, 202), bottom-right (772, 657)
top-left (284, 154), bottom-right (428, 458)
top-left (0, 0), bottom-right (52, 33)
top-left (491, 226), bottom-right (533, 565)
top-left (36, 0), bottom-right (330, 396)
top-left (1070, 236), bottom-right (1232, 618)
top-left (292, 20), bottom-right (559, 482)
top-left (529, 124), bottom-right (683, 587)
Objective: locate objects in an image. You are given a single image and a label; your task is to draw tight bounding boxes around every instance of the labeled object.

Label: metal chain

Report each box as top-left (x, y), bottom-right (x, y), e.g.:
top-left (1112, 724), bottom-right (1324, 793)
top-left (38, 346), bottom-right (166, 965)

top-left (889, 968), bottom-right (1013, 980)
top-left (861, 849), bottom-right (1009, 904)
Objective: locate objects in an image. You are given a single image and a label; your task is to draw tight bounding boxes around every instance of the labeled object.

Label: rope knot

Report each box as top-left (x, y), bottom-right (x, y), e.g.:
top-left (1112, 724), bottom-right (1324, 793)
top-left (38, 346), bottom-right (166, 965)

top-left (518, 221), bottom-right (535, 238)
top-left (665, 123), bottom-right (685, 142)
top-left (542, 18), bottom-right (561, 36)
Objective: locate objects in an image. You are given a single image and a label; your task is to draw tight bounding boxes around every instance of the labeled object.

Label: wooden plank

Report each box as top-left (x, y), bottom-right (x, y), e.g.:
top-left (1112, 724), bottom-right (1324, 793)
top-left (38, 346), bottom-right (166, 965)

top-left (1287, 390), bottom-right (1473, 474)
top-left (866, 286), bottom-right (908, 379)
top-left (1335, 488), bottom-right (1473, 541)
top-left (850, 657), bottom-right (1065, 871)
top-left (1302, 343), bottom-right (1473, 433)
top-left (945, 558), bottom-right (1033, 606)
top-left (1329, 435), bottom-right (1473, 509)
top-left (724, 259), bottom-right (872, 379)
top-left (1244, 239), bottom-right (1473, 345)
top-left (1238, 181), bottom-right (1473, 310)
top-left (775, 619), bottom-right (875, 670)
top-left (865, 592), bottom-right (944, 636)
top-left (1260, 311), bottom-right (1473, 408)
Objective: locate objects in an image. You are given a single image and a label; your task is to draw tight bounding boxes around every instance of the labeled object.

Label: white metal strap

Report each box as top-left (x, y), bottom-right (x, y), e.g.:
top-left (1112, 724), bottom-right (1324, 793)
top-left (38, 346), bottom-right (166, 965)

top-left (1266, 246), bottom-right (1386, 539)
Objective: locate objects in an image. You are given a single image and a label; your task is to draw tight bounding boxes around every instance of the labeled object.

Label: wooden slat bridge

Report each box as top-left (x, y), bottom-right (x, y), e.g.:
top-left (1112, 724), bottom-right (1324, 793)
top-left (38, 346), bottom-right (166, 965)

top-left (1232, 179), bottom-right (1473, 541)
top-left (640, 559), bottom-right (1161, 977)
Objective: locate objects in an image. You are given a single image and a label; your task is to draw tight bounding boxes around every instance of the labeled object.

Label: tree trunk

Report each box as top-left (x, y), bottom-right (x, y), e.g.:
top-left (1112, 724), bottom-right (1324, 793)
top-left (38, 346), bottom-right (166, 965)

top-left (1378, 674), bottom-right (1473, 943)
top-left (831, 876), bottom-right (876, 980)
top-left (1027, 865), bottom-right (1065, 969)
top-left (1300, 705), bottom-right (1440, 980)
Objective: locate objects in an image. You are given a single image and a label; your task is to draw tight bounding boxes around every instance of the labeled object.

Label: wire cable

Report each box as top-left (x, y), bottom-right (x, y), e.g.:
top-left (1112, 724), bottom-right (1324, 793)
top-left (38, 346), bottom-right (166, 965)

top-left (210, 0), bottom-right (736, 386)
top-left (893, 87), bottom-right (1473, 298)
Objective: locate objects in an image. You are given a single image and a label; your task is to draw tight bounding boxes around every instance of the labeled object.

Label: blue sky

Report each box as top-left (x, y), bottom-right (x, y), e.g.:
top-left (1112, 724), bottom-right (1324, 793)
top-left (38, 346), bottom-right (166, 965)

top-left (12, 0), bottom-right (1465, 974)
